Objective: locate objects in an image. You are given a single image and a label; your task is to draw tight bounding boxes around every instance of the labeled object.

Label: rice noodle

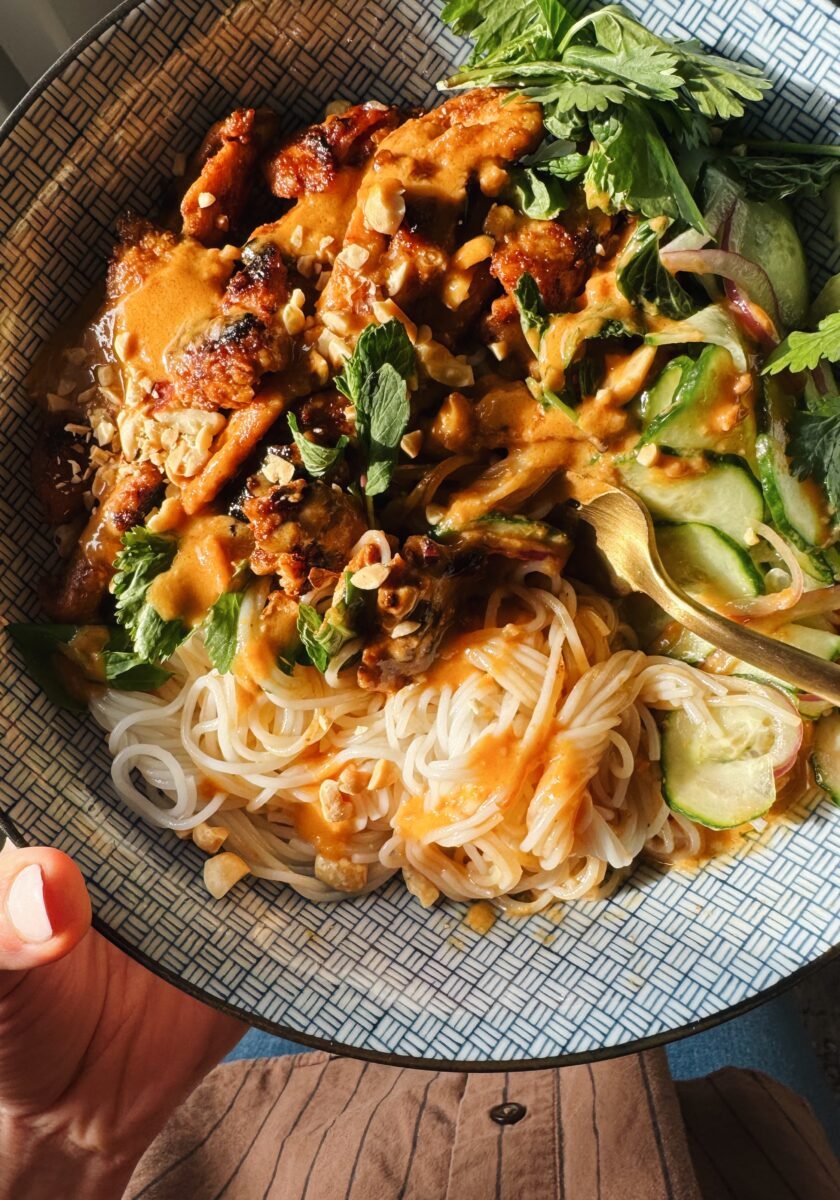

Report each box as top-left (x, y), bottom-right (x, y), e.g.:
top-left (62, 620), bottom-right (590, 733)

top-left (89, 567), bottom-right (801, 907)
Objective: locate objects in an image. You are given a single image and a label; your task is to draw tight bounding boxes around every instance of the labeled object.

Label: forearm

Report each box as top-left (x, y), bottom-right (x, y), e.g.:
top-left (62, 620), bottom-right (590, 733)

top-left (0, 1113), bottom-right (144, 1200)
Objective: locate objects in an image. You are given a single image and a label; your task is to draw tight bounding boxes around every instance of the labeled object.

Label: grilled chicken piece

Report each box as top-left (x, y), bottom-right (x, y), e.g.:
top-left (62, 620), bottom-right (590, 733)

top-left (31, 427), bottom-right (89, 525)
top-left (222, 240), bottom-right (289, 321)
top-left (357, 536), bottom-right (481, 691)
top-left (106, 216), bottom-right (179, 302)
top-left (264, 102), bottom-right (402, 198)
top-left (42, 461), bottom-right (163, 622)
top-left (108, 217), bottom-right (293, 412)
top-left (242, 477), bottom-right (366, 594)
top-left (181, 108), bottom-right (280, 246)
top-left (171, 310), bottom-right (291, 411)
top-left (318, 88), bottom-right (544, 332)
top-left (487, 206), bottom-right (595, 313)
top-left (296, 388), bottom-right (353, 441)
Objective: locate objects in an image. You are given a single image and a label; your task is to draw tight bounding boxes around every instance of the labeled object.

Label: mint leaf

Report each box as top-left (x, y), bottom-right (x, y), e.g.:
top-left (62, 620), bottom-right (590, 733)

top-left (111, 527), bottom-right (189, 663)
top-left (616, 219), bottom-right (696, 320)
top-left (335, 319), bottom-right (414, 404)
top-left (364, 362), bottom-right (411, 497)
top-left (336, 320), bottom-right (415, 499)
top-left (296, 573), bottom-right (363, 675)
top-left (789, 396), bottom-right (840, 513)
top-left (508, 167), bottom-right (568, 219)
top-left (287, 412), bottom-right (348, 478)
top-left (513, 272), bottom-right (549, 335)
top-left (7, 622), bottom-right (170, 709)
top-left (204, 589), bottom-right (247, 674)
top-left (6, 623), bottom-right (85, 712)
top-left (521, 145), bottom-right (590, 179)
top-left (296, 603), bottom-right (330, 673)
top-left (102, 650), bottom-right (171, 691)
top-left (764, 313), bottom-right (840, 375)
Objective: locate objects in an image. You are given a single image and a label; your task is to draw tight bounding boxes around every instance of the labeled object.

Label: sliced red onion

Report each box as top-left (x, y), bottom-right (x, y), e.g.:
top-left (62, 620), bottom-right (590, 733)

top-left (659, 246), bottom-right (781, 341)
top-left (724, 283), bottom-right (779, 350)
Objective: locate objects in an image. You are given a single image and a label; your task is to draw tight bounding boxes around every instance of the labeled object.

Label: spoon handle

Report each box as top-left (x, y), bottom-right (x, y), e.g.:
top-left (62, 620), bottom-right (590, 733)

top-left (632, 558), bottom-right (840, 708)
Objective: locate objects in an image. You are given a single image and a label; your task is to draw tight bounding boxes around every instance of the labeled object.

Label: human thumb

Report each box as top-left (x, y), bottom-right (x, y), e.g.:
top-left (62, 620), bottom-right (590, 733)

top-left (0, 845), bottom-right (91, 985)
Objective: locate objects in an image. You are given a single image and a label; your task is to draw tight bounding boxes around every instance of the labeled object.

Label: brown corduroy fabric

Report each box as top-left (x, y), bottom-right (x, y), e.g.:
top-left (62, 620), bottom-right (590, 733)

top-left (124, 1049), bottom-right (840, 1200)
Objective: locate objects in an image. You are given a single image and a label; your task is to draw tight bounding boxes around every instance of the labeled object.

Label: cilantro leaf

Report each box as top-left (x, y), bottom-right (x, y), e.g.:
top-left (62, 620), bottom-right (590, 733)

top-left (764, 313), bottom-right (840, 376)
top-left (441, 0), bottom-right (573, 63)
top-left (513, 272), bottom-right (549, 335)
top-left (725, 155), bottom-right (840, 201)
top-left (204, 589), bottom-right (247, 674)
top-left (111, 527), bottom-right (189, 663)
top-left (336, 320), bottom-right (415, 499)
top-left (789, 396), bottom-right (840, 514)
top-left (585, 103), bottom-right (705, 231)
top-left (287, 412), bottom-right (348, 478)
top-left (616, 218), bottom-right (696, 320)
top-left (673, 40), bottom-right (769, 120)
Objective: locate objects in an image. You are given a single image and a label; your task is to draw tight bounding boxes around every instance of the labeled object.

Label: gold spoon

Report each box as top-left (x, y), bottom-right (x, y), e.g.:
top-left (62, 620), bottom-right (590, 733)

top-left (570, 478), bottom-right (840, 708)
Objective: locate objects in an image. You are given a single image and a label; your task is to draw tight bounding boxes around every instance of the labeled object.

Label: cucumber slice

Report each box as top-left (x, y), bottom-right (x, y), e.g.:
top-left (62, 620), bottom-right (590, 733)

top-left (661, 703), bottom-right (799, 828)
top-left (620, 456), bottom-right (764, 547)
top-left (656, 522), bottom-right (764, 602)
top-left (791, 545), bottom-right (835, 586)
top-left (812, 712), bottom-right (840, 804)
top-left (808, 273), bottom-right (840, 327)
top-left (640, 357), bottom-right (691, 428)
top-left (756, 379), bottom-right (832, 549)
top-left (658, 626), bottom-right (714, 665)
top-left (640, 345), bottom-right (756, 459)
top-left (776, 624), bottom-right (840, 662)
top-left (730, 197), bottom-right (809, 331)
top-left (621, 594), bottom-right (714, 663)
top-left (729, 622), bottom-right (840, 717)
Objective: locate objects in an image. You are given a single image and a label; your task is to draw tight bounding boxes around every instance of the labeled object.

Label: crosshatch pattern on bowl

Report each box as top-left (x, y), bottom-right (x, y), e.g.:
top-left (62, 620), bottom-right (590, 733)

top-left (1, 0), bottom-right (839, 1064)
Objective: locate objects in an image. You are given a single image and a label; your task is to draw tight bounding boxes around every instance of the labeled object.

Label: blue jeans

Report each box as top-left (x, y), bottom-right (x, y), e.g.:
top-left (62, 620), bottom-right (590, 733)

top-left (226, 994), bottom-right (840, 1154)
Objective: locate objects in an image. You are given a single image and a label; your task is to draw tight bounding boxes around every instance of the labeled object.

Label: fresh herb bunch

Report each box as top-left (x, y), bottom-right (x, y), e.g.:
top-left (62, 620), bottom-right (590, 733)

top-left (441, 0), bottom-right (771, 230)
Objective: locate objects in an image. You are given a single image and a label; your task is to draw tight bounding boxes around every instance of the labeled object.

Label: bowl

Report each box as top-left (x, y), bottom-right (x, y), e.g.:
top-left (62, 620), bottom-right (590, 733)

top-left (1, 0), bottom-right (839, 1068)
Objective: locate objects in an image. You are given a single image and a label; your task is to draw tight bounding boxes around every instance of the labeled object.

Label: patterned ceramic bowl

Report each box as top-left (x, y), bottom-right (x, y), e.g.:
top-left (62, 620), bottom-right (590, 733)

top-left (1, 0), bottom-right (839, 1068)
